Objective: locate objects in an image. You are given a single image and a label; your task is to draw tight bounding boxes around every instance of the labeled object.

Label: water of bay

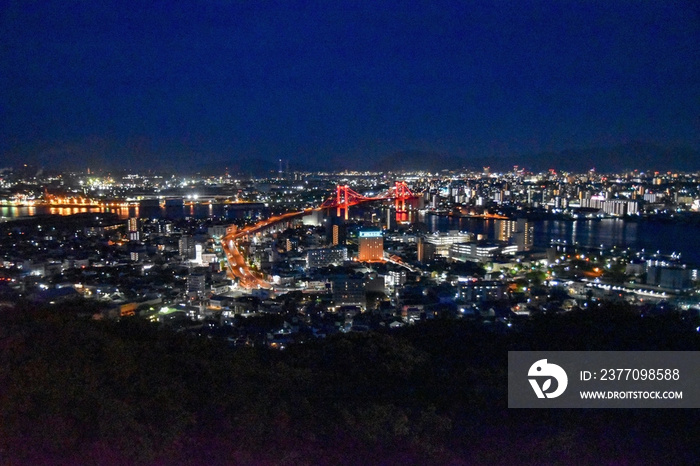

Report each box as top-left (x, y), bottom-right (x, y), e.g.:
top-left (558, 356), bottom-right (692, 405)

top-left (4, 205), bottom-right (698, 264)
top-left (1, 204), bottom-right (264, 222)
top-left (422, 214), bottom-right (700, 264)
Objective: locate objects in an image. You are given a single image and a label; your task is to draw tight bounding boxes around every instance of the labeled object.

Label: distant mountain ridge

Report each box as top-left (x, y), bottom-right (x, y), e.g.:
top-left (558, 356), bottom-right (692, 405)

top-left (365, 142), bottom-right (700, 173)
top-left (141, 142), bottom-right (700, 175)
top-left (18, 141), bottom-right (700, 174)
top-left (516, 142), bottom-right (700, 173)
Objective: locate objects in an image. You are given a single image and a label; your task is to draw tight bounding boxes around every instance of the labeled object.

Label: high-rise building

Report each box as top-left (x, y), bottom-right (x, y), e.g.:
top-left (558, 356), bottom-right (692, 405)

top-left (332, 224), bottom-right (341, 246)
top-left (127, 217), bottom-right (140, 242)
top-left (495, 219), bottom-right (533, 251)
top-left (127, 217), bottom-right (139, 232)
top-left (517, 218), bottom-right (534, 251)
top-left (179, 235), bottom-right (196, 259)
top-left (601, 199), bottom-right (638, 216)
top-left (327, 217), bottom-right (346, 246)
top-left (195, 244), bottom-right (203, 264)
top-left (358, 230), bottom-right (383, 261)
top-left (187, 273), bottom-right (207, 299)
top-left (417, 237), bottom-right (436, 263)
top-left (332, 276), bottom-right (366, 307)
top-left (497, 219), bottom-right (517, 243)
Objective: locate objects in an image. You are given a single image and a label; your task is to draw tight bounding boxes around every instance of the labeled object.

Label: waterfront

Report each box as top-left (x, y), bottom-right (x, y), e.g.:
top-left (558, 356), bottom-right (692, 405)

top-left (0, 203), bottom-right (266, 222)
top-left (4, 204), bottom-right (699, 264)
top-left (424, 215), bottom-right (700, 264)
top-left (1, 205), bottom-right (127, 219)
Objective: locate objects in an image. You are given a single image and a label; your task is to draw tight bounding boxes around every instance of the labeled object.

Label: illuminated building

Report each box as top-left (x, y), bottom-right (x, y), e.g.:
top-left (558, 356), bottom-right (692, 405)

top-left (601, 199), bottom-right (638, 216)
top-left (195, 244), bottom-right (203, 264)
top-left (127, 217), bottom-right (138, 232)
top-left (458, 280), bottom-right (508, 302)
top-left (417, 237), bottom-right (436, 263)
top-left (358, 230), bottom-right (383, 261)
top-left (307, 246), bottom-right (348, 269)
top-left (386, 270), bottom-right (407, 288)
top-left (332, 276), bottom-right (366, 307)
top-left (497, 219), bottom-right (517, 242)
top-left (580, 197), bottom-right (639, 216)
top-left (327, 216), bottom-right (346, 246)
top-left (187, 273), bottom-right (207, 299)
top-left (449, 243), bottom-right (500, 263)
top-left (179, 235), bottom-right (196, 259)
top-left (424, 231), bottom-right (474, 257)
top-left (496, 219), bottom-right (533, 251)
top-left (332, 224), bottom-right (341, 245)
top-left (127, 217), bottom-right (140, 241)
top-left (518, 219), bottom-right (534, 251)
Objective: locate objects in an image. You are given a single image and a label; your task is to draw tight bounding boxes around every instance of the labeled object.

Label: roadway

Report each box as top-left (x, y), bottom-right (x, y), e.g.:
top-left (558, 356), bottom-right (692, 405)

top-left (221, 209), bottom-right (313, 289)
top-left (221, 185), bottom-right (420, 289)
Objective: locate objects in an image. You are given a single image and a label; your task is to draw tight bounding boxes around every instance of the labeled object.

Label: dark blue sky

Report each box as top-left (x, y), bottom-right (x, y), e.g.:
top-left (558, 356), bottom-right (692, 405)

top-left (1, 1), bottom-right (698, 171)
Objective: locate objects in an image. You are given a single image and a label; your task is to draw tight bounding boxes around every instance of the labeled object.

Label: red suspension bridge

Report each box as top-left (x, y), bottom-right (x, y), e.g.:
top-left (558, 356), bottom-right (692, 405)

top-left (320, 181), bottom-right (417, 220)
top-left (222, 181), bottom-right (420, 288)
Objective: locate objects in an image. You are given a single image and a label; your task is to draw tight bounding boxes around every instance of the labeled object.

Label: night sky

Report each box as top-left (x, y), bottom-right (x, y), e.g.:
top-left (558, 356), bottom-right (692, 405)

top-left (1, 1), bottom-right (698, 171)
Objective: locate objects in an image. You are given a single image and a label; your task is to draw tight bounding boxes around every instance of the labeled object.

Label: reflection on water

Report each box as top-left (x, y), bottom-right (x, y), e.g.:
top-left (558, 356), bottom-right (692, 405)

top-left (4, 204), bottom-right (698, 263)
top-left (1, 204), bottom-right (261, 222)
top-left (537, 219), bottom-right (700, 262)
top-left (422, 214), bottom-right (494, 237)
top-left (139, 204), bottom-right (263, 221)
top-left (1, 205), bottom-right (139, 220)
top-left (536, 219), bottom-right (639, 249)
top-left (422, 214), bottom-right (700, 263)
top-left (49, 207), bottom-right (99, 216)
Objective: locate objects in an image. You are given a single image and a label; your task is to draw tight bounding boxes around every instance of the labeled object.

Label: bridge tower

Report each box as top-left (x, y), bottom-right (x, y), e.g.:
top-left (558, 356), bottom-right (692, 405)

top-left (336, 185), bottom-right (351, 220)
top-left (394, 181), bottom-right (413, 213)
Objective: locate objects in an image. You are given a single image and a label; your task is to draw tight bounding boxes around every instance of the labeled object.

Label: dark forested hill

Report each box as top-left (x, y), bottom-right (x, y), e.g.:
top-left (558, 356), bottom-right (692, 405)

top-left (0, 302), bottom-right (698, 464)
